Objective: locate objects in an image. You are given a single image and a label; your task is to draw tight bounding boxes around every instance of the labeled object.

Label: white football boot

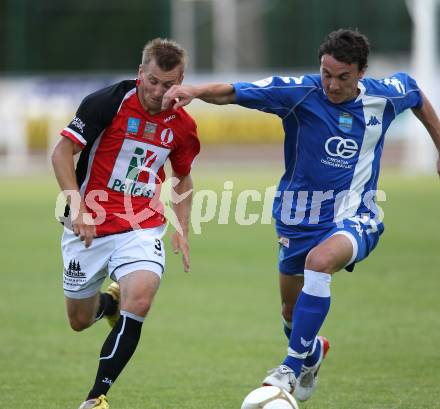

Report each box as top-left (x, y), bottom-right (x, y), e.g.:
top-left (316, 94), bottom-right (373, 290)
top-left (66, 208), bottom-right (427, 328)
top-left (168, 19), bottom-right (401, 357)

top-left (262, 365), bottom-right (297, 394)
top-left (295, 335), bottom-right (330, 402)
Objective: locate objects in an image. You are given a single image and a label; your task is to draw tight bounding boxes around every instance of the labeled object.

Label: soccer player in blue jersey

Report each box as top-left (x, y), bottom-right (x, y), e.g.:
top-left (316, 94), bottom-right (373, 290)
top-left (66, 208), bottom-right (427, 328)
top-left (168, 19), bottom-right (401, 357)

top-left (162, 29), bottom-right (440, 401)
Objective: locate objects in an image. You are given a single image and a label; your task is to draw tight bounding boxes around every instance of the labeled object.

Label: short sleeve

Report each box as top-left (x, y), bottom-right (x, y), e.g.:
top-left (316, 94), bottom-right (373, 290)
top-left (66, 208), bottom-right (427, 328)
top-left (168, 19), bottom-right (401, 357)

top-left (168, 123), bottom-right (200, 176)
top-left (233, 75), bottom-right (319, 117)
top-left (60, 81), bottom-right (133, 148)
top-left (380, 73), bottom-right (423, 115)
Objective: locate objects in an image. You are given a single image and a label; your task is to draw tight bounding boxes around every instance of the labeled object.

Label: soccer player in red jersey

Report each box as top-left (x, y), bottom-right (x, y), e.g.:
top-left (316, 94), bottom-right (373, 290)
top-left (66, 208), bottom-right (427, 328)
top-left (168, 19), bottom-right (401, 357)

top-left (52, 38), bottom-right (200, 409)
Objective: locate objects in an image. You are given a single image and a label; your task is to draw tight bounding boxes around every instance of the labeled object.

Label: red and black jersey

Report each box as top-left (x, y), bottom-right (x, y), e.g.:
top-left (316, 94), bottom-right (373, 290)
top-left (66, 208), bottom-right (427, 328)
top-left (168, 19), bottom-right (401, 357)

top-left (61, 79), bottom-right (200, 236)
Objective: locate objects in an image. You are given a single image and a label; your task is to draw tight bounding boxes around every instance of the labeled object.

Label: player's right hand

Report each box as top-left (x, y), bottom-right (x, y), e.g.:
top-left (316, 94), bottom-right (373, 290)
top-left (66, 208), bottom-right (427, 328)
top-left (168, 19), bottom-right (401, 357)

top-left (162, 85), bottom-right (196, 110)
top-left (72, 207), bottom-right (96, 248)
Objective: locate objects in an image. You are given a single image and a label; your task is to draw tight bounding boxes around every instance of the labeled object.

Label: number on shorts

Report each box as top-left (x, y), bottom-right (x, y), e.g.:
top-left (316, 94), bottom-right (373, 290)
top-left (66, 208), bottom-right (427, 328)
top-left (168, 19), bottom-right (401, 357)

top-left (154, 239), bottom-right (162, 251)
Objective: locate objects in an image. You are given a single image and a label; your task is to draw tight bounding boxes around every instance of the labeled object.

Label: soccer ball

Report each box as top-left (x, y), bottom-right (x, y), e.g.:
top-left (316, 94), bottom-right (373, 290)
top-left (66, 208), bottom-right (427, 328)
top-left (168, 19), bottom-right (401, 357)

top-left (241, 386), bottom-right (299, 409)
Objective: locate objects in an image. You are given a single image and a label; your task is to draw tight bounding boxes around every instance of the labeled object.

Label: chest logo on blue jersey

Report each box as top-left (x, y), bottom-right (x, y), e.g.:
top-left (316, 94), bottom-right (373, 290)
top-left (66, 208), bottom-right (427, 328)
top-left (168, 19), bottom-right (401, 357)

top-left (325, 136), bottom-right (358, 160)
top-left (338, 112), bottom-right (353, 132)
top-left (366, 115), bottom-right (381, 126)
top-left (127, 117), bottom-right (141, 134)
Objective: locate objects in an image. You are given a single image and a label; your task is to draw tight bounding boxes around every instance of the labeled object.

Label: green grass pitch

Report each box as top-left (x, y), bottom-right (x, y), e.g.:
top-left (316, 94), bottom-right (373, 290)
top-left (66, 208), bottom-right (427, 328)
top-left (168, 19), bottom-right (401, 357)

top-left (0, 168), bottom-right (439, 409)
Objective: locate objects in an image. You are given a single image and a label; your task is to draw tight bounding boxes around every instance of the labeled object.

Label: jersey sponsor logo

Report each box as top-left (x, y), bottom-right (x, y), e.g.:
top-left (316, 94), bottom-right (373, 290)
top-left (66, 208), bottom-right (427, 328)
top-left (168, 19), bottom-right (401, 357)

top-left (108, 139), bottom-right (170, 198)
top-left (324, 136), bottom-right (359, 159)
top-left (164, 114), bottom-right (176, 123)
top-left (143, 122), bottom-right (157, 140)
top-left (127, 117), bottom-right (141, 134)
top-left (72, 116), bottom-right (85, 133)
top-left (160, 128), bottom-right (174, 145)
top-left (366, 115), bottom-right (381, 126)
top-left (338, 112), bottom-right (353, 131)
top-left (111, 147), bottom-right (156, 198)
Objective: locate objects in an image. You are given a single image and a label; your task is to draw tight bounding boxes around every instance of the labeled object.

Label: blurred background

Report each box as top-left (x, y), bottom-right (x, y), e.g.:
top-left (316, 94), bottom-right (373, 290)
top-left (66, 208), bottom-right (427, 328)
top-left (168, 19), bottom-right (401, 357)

top-left (1, 2), bottom-right (440, 408)
top-left (0, 0), bottom-right (439, 174)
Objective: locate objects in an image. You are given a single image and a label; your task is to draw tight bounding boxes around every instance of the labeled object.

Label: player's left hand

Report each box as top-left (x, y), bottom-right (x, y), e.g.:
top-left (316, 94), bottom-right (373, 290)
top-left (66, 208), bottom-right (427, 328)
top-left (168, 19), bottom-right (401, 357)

top-left (171, 231), bottom-right (190, 272)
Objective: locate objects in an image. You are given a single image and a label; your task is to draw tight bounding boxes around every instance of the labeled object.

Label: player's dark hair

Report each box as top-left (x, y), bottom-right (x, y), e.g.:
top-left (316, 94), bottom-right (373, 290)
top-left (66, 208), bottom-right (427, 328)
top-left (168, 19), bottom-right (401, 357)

top-left (318, 29), bottom-right (370, 71)
top-left (142, 38), bottom-right (186, 71)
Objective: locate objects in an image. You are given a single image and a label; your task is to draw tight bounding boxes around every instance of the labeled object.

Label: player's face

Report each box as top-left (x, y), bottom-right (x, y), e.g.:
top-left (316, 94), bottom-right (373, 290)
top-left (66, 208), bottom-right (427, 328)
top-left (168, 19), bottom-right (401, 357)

top-left (320, 54), bottom-right (365, 104)
top-left (138, 59), bottom-right (184, 114)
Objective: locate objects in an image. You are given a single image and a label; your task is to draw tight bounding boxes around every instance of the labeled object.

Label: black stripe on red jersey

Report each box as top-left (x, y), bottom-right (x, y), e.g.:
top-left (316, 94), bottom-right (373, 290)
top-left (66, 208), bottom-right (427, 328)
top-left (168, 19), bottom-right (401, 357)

top-left (70, 80), bottom-right (136, 188)
top-left (60, 79), bottom-right (200, 234)
top-left (63, 80), bottom-right (137, 220)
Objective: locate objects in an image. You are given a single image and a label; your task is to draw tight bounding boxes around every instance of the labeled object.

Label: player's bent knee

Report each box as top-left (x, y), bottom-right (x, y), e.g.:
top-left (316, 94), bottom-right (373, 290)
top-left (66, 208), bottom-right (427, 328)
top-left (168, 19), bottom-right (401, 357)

top-left (135, 300), bottom-right (152, 317)
top-left (123, 297), bottom-right (152, 318)
top-left (305, 248), bottom-right (337, 273)
top-left (68, 315), bottom-right (94, 332)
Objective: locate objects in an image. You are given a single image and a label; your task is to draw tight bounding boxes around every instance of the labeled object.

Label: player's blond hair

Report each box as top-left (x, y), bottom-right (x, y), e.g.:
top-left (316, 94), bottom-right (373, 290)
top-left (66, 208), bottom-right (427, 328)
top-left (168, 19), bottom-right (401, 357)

top-left (142, 38), bottom-right (186, 72)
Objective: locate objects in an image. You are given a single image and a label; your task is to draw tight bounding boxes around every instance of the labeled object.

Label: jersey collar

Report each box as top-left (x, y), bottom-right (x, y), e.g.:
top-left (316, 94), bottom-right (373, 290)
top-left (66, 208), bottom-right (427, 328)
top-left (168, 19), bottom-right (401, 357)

top-left (355, 81), bottom-right (366, 103)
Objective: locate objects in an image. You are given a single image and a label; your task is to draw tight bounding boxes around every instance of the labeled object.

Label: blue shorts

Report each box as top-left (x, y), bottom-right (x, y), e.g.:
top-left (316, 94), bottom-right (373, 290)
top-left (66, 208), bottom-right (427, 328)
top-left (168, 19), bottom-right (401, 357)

top-left (278, 217), bottom-right (384, 275)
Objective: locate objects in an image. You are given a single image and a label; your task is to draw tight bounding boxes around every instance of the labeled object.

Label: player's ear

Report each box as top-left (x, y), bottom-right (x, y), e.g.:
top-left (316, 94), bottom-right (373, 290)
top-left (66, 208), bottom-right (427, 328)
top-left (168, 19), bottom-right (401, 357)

top-left (177, 65), bottom-right (184, 85)
top-left (358, 67), bottom-right (366, 79)
top-left (138, 64), bottom-right (144, 77)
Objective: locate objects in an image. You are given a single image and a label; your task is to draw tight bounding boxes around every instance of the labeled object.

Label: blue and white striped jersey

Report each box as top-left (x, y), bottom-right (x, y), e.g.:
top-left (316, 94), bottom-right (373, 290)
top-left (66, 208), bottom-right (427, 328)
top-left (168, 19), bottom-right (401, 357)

top-left (233, 73), bottom-right (422, 236)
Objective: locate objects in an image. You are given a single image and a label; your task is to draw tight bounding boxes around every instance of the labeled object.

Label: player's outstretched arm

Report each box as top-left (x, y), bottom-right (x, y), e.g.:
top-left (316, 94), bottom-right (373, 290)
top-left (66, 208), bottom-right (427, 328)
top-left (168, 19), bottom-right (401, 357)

top-left (162, 83), bottom-right (236, 110)
top-left (51, 137), bottom-right (96, 247)
top-left (412, 91), bottom-right (440, 176)
top-left (170, 172), bottom-right (194, 272)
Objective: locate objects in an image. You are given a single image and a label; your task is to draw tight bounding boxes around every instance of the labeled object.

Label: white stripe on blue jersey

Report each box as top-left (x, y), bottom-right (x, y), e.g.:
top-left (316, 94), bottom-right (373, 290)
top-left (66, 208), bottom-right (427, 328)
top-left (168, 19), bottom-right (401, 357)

top-left (233, 73), bottom-right (422, 235)
top-left (334, 88), bottom-right (387, 222)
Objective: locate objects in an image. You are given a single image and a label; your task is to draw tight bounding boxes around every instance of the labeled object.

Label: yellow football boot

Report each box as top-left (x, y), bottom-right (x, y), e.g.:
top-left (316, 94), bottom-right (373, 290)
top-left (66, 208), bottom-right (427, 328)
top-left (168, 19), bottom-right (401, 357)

top-left (78, 394), bottom-right (109, 409)
top-left (104, 282), bottom-right (120, 328)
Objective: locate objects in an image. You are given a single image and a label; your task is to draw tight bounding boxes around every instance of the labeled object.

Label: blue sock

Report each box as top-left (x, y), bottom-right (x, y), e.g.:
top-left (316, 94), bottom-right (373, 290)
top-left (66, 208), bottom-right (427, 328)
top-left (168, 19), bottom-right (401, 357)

top-left (283, 321), bottom-right (322, 365)
top-left (304, 336), bottom-right (322, 367)
top-left (283, 270), bottom-right (331, 377)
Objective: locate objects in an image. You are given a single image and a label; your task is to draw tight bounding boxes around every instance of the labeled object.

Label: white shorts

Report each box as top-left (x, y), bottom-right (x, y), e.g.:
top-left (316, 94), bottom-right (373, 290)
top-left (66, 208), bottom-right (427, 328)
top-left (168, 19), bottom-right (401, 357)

top-left (61, 225), bottom-right (166, 299)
